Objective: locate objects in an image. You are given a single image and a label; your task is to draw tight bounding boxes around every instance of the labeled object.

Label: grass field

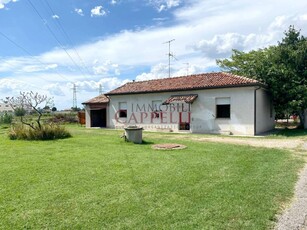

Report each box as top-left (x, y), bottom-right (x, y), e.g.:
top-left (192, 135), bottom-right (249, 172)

top-left (0, 125), bottom-right (304, 229)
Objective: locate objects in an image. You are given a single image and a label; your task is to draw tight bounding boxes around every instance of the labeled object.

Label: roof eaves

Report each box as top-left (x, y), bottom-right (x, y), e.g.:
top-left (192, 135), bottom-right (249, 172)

top-left (105, 83), bottom-right (265, 96)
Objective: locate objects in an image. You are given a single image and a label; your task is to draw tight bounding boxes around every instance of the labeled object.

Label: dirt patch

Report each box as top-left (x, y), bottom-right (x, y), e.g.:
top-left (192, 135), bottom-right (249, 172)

top-left (152, 143), bottom-right (187, 150)
top-left (191, 137), bottom-right (306, 150)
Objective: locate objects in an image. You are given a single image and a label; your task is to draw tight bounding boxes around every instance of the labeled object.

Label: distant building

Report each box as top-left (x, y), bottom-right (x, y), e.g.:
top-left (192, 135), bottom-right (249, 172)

top-left (0, 102), bottom-right (32, 113)
top-left (0, 102), bottom-right (14, 113)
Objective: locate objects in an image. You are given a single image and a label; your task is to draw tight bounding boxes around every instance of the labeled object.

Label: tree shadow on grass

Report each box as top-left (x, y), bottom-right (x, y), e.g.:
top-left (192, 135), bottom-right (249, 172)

top-left (274, 128), bottom-right (307, 137)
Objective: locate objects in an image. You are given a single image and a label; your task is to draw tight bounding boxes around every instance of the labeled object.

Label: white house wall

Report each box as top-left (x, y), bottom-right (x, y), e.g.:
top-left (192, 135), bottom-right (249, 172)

top-left (191, 87), bottom-right (255, 135)
top-left (107, 87), bottom-right (262, 135)
top-left (255, 88), bottom-right (275, 134)
top-left (84, 105), bottom-right (91, 127)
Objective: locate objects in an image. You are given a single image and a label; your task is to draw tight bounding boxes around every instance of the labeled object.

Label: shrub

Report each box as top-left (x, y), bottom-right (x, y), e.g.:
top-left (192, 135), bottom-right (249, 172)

top-left (9, 124), bottom-right (71, 140)
top-left (14, 107), bottom-right (26, 117)
top-left (0, 112), bottom-right (13, 124)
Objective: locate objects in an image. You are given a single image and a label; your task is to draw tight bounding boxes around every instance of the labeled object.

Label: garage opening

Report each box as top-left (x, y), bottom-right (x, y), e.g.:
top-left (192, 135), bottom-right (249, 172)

top-left (91, 109), bottom-right (107, 127)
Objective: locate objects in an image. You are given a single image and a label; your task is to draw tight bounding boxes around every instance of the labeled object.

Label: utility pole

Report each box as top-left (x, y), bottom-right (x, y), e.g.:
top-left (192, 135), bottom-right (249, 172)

top-left (99, 84), bottom-right (102, 95)
top-left (72, 83), bottom-right (77, 109)
top-left (163, 39), bottom-right (175, 78)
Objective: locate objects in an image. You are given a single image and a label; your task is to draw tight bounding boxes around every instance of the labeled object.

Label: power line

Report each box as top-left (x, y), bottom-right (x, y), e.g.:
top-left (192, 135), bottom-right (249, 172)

top-left (42, 0), bottom-right (93, 76)
top-left (26, 0), bottom-right (89, 79)
top-left (0, 31), bottom-right (35, 57)
top-left (0, 31), bottom-right (70, 82)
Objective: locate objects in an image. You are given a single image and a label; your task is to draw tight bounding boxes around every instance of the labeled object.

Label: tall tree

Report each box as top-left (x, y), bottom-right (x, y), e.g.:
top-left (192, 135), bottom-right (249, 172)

top-left (217, 26), bottom-right (307, 128)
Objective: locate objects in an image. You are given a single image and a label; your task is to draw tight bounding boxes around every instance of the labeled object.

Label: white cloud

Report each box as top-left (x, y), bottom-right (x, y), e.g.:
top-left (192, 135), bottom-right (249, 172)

top-left (153, 17), bottom-right (168, 21)
top-left (110, 0), bottom-right (117, 5)
top-left (4, 9), bottom-right (307, 72)
top-left (0, 73), bottom-right (129, 109)
top-left (136, 63), bottom-right (168, 81)
top-left (0, 0), bottom-right (17, 9)
top-left (135, 60), bottom-right (214, 81)
top-left (92, 60), bottom-right (120, 75)
top-left (21, 63), bottom-right (58, 73)
top-left (0, 78), bottom-right (29, 95)
top-left (91, 6), bottom-right (107, 17)
top-left (44, 83), bottom-right (65, 96)
top-left (192, 14), bottom-right (307, 58)
top-left (149, 0), bottom-right (181, 12)
top-left (52, 14), bottom-right (60, 19)
top-left (74, 8), bottom-right (84, 16)
top-left (68, 77), bottom-right (129, 94)
top-left (0, 57), bottom-right (55, 73)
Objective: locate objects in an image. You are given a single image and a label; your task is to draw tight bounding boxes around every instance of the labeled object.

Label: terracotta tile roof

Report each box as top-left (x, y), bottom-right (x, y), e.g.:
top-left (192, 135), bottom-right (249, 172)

top-left (106, 72), bottom-right (261, 95)
top-left (163, 94), bottom-right (198, 104)
top-left (82, 94), bottom-right (109, 104)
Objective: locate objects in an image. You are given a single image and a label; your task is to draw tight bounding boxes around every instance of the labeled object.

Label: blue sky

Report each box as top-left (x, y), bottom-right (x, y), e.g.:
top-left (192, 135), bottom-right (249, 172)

top-left (0, 0), bottom-right (307, 109)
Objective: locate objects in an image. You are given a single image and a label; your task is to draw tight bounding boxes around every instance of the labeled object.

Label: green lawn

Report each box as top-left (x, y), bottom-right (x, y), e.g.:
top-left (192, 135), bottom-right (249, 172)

top-left (0, 126), bottom-right (304, 229)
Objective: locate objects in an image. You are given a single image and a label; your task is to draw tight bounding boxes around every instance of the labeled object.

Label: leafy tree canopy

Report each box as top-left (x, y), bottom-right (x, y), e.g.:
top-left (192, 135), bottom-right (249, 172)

top-left (217, 26), bottom-right (307, 127)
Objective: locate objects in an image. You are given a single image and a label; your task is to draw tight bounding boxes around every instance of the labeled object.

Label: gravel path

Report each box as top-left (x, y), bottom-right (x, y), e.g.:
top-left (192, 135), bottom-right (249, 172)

top-left (275, 165), bottom-right (307, 230)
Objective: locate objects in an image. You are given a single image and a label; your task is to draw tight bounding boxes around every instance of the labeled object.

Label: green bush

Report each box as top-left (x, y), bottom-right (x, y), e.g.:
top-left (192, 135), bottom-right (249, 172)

top-left (9, 124), bottom-right (71, 140)
top-left (14, 107), bottom-right (26, 117)
top-left (0, 112), bottom-right (13, 124)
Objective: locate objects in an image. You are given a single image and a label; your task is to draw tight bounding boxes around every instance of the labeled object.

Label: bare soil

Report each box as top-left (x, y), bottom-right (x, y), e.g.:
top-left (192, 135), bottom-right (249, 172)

top-left (152, 143), bottom-right (187, 150)
top-left (150, 133), bottom-right (307, 153)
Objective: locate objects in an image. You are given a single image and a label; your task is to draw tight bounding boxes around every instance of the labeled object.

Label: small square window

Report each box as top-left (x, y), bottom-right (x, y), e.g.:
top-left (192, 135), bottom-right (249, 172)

top-left (119, 102), bottom-right (127, 118)
top-left (119, 110), bottom-right (127, 118)
top-left (216, 104), bottom-right (230, 118)
top-left (216, 98), bottom-right (230, 119)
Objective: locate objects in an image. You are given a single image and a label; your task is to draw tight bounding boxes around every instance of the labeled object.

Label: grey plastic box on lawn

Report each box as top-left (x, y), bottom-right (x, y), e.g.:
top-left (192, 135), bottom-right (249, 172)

top-left (124, 126), bottom-right (143, 144)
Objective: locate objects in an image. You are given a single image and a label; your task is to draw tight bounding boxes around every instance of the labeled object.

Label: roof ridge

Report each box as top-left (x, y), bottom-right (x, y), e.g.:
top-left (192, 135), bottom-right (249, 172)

top-left (106, 72), bottom-right (263, 95)
top-left (223, 72), bottom-right (258, 82)
top-left (127, 72), bottom-right (258, 84)
top-left (129, 72), bottom-right (225, 84)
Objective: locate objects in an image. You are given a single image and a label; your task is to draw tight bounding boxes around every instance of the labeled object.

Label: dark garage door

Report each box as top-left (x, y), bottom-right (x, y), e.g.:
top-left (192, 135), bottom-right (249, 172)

top-left (90, 109), bottom-right (107, 127)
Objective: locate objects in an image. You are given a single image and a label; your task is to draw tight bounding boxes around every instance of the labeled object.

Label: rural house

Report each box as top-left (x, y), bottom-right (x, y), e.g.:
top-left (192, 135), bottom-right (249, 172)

top-left (83, 72), bottom-right (275, 135)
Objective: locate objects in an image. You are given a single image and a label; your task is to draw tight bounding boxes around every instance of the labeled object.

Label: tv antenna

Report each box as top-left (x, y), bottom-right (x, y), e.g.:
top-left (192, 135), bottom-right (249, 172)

top-left (163, 39), bottom-right (176, 78)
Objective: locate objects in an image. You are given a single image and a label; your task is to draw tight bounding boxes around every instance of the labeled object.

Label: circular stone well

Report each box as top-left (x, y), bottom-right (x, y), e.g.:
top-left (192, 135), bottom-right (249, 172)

top-left (152, 143), bottom-right (187, 150)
